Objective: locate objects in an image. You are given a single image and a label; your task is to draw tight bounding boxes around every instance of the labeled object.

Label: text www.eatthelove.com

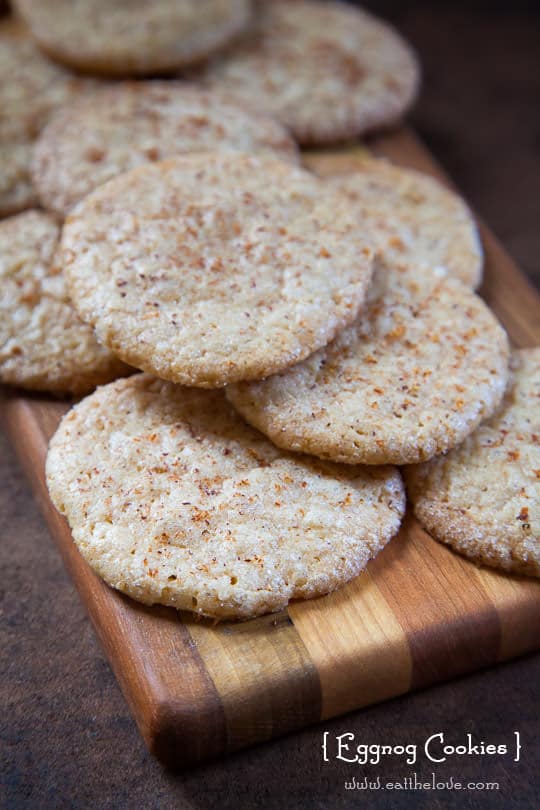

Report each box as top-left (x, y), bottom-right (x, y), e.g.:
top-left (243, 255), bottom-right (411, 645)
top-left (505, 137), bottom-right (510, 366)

top-left (343, 773), bottom-right (500, 792)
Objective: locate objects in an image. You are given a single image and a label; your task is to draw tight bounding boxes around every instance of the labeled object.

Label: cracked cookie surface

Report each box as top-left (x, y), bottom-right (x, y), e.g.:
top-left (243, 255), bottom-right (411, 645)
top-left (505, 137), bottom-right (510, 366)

top-left (227, 260), bottom-right (509, 464)
top-left (406, 348), bottom-right (540, 577)
top-left (61, 152), bottom-right (374, 387)
top-left (192, 0), bottom-right (419, 144)
top-left (46, 374), bottom-right (406, 619)
top-left (32, 82), bottom-right (298, 217)
top-left (0, 211), bottom-right (129, 395)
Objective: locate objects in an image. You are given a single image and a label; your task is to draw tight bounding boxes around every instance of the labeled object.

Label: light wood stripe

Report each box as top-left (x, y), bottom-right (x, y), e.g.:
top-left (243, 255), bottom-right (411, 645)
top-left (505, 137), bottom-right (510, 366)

top-left (372, 516), bottom-right (501, 690)
top-left (186, 611), bottom-right (321, 749)
top-left (288, 564), bottom-right (412, 720)
top-left (369, 130), bottom-right (452, 180)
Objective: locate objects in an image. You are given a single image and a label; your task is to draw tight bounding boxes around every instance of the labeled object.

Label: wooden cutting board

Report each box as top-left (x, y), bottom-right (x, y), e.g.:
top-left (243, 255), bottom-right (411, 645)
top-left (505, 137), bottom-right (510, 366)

top-left (2, 128), bottom-right (539, 769)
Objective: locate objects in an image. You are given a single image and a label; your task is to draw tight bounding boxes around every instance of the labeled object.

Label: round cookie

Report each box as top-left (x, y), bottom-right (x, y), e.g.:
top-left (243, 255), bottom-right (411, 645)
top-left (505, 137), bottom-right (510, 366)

top-left (14, 0), bottom-right (252, 77)
top-left (323, 156), bottom-right (483, 289)
top-left (32, 82), bottom-right (299, 217)
top-left (405, 348), bottom-right (540, 578)
top-left (227, 260), bottom-right (510, 465)
top-left (192, 0), bottom-right (420, 144)
top-left (46, 374), bottom-right (406, 620)
top-left (0, 211), bottom-right (129, 396)
top-left (61, 152), bottom-right (375, 387)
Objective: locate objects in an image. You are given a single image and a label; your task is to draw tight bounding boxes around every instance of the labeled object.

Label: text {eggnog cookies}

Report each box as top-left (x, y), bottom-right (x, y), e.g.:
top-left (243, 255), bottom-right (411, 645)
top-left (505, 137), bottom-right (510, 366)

top-left (32, 82), bottom-right (298, 217)
top-left (227, 260), bottom-right (510, 465)
top-left (61, 153), bottom-right (375, 387)
top-left (46, 375), bottom-right (406, 620)
top-left (406, 348), bottom-right (540, 578)
top-left (192, 0), bottom-right (419, 144)
top-left (0, 211), bottom-right (129, 395)
top-left (14, 0), bottom-right (252, 76)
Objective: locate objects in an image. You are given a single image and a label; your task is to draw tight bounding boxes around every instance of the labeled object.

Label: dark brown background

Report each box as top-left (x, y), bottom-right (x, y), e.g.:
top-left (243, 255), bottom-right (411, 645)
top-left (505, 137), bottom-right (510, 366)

top-left (2, 2), bottom-right (539, 808)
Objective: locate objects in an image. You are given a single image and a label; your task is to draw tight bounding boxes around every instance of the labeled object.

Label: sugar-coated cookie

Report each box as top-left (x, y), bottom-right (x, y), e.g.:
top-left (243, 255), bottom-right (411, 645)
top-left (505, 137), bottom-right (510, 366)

top-left (46, 375), bottom-right (406, 619)
top-left (0, 211), bottom-right (129, 395)
top-left (406, 348), bottom-right (540, 578)
top-left (192, 0), bottom-right (419, 144)
top-left (0, 19), bottom-right (99, 216)
top-left (323, 156), bottom-right (482, 288)
top-left (0, 143), bottom-right (38, 217)
top-left (32, 82), bottom-right (298, 217)
top-left (227, 260), bottom-right (509, 465)
top-left (61, 153), bottom-right (374, 387)
top-left (14, 0), bottom-right (252, 76)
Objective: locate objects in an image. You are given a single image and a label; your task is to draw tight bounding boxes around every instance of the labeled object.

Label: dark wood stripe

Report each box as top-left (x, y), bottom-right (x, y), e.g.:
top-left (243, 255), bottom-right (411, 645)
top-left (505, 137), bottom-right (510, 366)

top-left (186, 610), bottom-right (322, 752)
top-left (372, 514), bottom-right (501, 690)
top-left (130, 604), bottom-right (228, 768)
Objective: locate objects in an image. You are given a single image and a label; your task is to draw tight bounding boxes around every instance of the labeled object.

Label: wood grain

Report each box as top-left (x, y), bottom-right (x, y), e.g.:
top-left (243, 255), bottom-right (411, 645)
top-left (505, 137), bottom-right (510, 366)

top-left (288, 563), bottom-right (413, 720)
top-left (1, 128), bottom-right (539, 767)
top-left (371, 519), bottom-right (500, 689)
top-left (186, 612), bottom-right (321, 750)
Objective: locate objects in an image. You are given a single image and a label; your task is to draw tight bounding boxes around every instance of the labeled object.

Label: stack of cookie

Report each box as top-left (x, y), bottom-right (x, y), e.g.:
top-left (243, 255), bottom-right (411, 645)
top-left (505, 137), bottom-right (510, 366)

top-left (0, 1), bottom-right (537, 620)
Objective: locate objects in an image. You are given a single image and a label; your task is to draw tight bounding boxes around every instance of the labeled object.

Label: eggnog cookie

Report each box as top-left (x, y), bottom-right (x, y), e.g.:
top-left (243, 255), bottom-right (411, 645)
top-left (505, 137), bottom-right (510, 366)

top-left (227, 261), bottom-right (510, 465)
top-left (0, 143), bottom-right (38, 217)
top-left (406, 348), bottom-right (540, 577)
top-left (192, 0), bottom-right (419, 144)
top-left (32, 82), bottom-right (298, 217)
top-left (46, 375), bottom-right (406, 619)
top-left (324, 156), bottom-right (483, 289)
top-left (0, 211), bottom-right (129, 395)
top-left (14, 0), bottom-right (252, 76)
top-left (61, 153), bottom-right (374, 387)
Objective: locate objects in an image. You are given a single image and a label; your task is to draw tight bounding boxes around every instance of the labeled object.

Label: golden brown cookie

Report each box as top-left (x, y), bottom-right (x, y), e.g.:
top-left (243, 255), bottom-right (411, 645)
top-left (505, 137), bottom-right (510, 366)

top-left (14, 0), bottom-right (252, 76)
top-left (192, 0), bottom-right (420, 144)
top-left (61, 153), bottom-right (375, 387)
top-left (32, 82), bottom-right (298, 217)
top-left (46, 375), bottom-right (406, 620)
top-left (227, 260), bottom-right (510, 465)
top-left (406, 348), bottom-right (540, 578)
top-left (0, 211), bottom-right (129, 396)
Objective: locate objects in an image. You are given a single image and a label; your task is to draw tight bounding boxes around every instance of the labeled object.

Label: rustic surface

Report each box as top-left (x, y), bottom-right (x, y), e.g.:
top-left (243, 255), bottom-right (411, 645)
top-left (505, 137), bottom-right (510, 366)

top-left (2, 4), bottom-right (540, 808)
